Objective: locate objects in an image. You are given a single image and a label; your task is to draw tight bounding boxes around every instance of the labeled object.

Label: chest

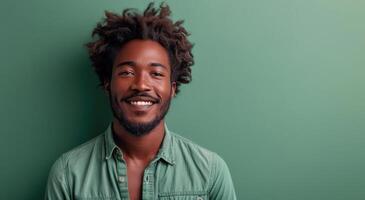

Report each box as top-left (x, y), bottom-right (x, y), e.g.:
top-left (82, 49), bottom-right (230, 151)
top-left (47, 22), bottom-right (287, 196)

top-left (126, 163), bottom-right (145, 200)
top-left (72, 157), bottom-right (210, 200)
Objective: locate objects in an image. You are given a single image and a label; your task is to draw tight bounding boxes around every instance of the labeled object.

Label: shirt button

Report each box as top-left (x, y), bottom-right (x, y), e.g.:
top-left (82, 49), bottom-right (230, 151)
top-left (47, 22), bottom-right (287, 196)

top-left (115, 150), bottom-right (122, 161)
top-left (118, 176), bottom-right (126, 183)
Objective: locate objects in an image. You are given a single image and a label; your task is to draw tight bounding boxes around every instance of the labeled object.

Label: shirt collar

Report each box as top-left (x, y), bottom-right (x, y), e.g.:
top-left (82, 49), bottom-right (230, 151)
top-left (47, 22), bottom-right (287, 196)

top-left (104, 123), bottom-right (175, 165)
top-left (104, 123), bottom-right (119, 160)
top-left (156, 124), bottom-right (175, 165)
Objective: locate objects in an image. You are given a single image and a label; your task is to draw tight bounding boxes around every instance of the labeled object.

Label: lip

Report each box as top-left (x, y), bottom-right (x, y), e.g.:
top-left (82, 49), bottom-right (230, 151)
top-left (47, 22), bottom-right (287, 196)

top-left (125, 96), bottom-right (158, 103)
top-left (122, 100), bottom-right (155, 112)
top-left (120, 94), bottom-right (159, 114)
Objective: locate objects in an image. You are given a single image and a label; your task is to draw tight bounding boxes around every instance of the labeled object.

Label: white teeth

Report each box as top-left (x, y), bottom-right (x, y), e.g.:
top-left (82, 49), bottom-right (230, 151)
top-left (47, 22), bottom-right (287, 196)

top-left (130, 101), bottom-right (153, 106)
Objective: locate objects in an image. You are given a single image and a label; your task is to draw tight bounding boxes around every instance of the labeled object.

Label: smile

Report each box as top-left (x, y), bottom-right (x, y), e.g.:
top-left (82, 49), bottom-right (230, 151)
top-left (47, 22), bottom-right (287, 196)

top-left (129, 101), bottom-right (154, 106)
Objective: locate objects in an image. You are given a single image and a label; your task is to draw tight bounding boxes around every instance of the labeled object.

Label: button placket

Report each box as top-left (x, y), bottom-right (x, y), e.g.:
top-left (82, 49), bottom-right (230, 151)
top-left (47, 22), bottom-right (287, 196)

top-left (114, 149), bottom-right (128, 199)
top-left (142, 164), bottom-right (155, 199)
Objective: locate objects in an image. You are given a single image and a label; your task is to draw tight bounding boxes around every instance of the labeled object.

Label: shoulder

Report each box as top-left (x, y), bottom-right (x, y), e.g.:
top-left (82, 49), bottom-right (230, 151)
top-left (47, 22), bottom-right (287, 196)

top-left (167, 131), bottom-right (236, 198)
top-left (49, 133), bottom-right (104, 176)
top-left (45, 134), bottom-right (105, 199)
top-left (65, 134), bottom-right (104, 163)
top-left (170, 131), bottom-right (219, 163)
top-left (169, 131), bottom-right (228, 179)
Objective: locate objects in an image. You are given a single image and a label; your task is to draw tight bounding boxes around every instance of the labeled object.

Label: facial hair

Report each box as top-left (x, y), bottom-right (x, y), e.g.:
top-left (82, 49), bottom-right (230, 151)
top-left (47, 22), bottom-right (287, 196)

top-left (109, 89), bottom-right (172, 136)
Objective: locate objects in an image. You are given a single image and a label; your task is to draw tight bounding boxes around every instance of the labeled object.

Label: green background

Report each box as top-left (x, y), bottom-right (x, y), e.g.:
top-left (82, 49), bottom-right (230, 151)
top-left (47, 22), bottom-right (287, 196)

top-left (1, 0), bottom-right (364, 199)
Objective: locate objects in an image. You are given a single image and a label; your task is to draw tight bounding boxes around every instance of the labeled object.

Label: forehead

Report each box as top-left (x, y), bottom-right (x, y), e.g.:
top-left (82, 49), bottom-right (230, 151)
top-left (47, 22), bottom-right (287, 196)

top-left (113, 39), bottom-right (171, 69)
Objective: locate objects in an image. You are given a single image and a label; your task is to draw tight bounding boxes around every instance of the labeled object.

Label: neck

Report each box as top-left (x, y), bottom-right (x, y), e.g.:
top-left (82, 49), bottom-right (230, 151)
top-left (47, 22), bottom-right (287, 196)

top-left (112, 118), bottom-right (165, 161)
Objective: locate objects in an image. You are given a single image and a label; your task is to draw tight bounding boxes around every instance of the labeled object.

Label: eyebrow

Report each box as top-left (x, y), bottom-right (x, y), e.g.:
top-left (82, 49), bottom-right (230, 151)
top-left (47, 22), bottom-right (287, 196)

top-left (115, 61), bottom-right (135, 68)
top-left (116, 61), bottom-right (167, 69)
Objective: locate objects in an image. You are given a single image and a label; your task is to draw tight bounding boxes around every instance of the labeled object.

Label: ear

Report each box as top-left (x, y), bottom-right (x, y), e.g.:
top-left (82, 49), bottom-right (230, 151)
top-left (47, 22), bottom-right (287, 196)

top-left (171, 81), bottom-right (176, 98)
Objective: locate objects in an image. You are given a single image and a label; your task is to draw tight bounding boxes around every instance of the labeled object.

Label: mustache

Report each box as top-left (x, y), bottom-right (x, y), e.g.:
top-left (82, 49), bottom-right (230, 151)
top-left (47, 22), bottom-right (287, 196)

top-left (121, 92), bottom-right (160, 103)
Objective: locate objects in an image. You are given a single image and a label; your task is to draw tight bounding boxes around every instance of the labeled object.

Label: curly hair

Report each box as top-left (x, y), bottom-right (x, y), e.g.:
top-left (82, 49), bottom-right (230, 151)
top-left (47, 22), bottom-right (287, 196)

top-left (86, 2), bottom-right (194, 94)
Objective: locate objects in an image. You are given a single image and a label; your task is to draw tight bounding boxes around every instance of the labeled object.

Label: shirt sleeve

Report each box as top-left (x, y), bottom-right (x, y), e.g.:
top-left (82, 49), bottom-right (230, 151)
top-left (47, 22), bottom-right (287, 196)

top-left (44, 154), bottom-right (71, 200)
top-left (209, 153), bottom-right (237, 200)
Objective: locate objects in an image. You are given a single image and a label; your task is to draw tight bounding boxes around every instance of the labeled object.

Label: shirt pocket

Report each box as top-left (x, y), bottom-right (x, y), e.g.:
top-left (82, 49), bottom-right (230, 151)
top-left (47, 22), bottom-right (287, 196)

top-left (76, 196), bottom-right (119, 200)
top-left (158, 191), bottom-right (207, 200)
top-left (77, 198), bottom-right (119, 200)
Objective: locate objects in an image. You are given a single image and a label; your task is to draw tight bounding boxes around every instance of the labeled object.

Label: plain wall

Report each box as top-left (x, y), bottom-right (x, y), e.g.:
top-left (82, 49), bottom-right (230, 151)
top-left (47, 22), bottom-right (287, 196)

top-left (1, 0), bottom-right (365, 199)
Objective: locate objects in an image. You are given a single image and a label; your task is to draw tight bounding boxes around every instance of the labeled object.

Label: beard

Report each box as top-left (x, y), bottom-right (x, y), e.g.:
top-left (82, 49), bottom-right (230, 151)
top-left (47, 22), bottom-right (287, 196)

top-left (109, 90), bottom-right (172, 137)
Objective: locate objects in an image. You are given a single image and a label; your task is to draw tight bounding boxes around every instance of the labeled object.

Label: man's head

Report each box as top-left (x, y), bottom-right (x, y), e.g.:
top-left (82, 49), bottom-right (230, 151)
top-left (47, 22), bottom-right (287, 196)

top-left (86, 3), bottom-right (194, 136)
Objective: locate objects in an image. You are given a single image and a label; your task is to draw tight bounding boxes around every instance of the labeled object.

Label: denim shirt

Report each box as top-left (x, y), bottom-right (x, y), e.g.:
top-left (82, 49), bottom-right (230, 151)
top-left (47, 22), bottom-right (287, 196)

top-left (45, 124), bottom-right (237, 200)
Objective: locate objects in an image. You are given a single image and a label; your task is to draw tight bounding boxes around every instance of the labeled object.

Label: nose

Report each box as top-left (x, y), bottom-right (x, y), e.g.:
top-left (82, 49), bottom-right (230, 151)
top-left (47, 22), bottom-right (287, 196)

top-left (130, 72), bottom-right (151, 92)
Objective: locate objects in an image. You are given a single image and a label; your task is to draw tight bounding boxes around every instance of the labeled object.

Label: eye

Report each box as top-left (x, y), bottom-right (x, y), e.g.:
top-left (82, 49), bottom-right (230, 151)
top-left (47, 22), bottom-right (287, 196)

top-left (118, 71), bottom-right (134, 77)
top-left (151, 72), bottom-right (164, 77)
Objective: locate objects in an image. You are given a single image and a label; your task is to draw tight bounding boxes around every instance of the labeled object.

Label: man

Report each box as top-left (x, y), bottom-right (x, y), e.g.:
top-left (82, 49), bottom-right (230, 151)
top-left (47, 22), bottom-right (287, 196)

top-left (45, 3), bottom-right (236, 200)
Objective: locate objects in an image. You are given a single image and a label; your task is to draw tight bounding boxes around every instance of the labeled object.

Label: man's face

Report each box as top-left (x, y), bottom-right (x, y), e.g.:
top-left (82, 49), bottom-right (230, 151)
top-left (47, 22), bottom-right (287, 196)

top-left (107, 39), bottom-right (176, 136)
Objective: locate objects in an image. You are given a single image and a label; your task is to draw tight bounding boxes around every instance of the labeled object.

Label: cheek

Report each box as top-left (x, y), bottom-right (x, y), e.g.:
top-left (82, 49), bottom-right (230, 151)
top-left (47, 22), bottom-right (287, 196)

top-left (111, 76), bottom-right (129, 89)
top-left (110, 80), bottom-right (129, 97)
top-left (156, 83), bottom-right (173, 98)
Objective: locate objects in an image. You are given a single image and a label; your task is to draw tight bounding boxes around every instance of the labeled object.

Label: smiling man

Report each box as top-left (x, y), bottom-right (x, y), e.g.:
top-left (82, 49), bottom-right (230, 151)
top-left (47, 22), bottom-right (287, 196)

top-left (45, 3), bottom-right (236, 200)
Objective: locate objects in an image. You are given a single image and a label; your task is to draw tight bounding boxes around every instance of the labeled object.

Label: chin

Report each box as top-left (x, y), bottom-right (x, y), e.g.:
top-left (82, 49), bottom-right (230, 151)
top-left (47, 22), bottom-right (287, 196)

top-left (119, 117), bottom-right (163, 136)
top-left (126, 115), bottom-right (157, 124)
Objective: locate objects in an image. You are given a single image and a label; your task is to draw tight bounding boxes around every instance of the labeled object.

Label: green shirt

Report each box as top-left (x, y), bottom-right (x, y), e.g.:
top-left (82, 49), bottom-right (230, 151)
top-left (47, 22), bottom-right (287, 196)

top-left (45, 124), bottom-right (237, 200)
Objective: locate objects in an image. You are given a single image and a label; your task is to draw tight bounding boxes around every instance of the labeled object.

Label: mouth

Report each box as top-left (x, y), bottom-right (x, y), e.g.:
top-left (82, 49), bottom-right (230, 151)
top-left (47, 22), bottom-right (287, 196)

top-left (123, 95), bottom-right (159, 110)
top-left (127, 100), bottom-right (154, 106)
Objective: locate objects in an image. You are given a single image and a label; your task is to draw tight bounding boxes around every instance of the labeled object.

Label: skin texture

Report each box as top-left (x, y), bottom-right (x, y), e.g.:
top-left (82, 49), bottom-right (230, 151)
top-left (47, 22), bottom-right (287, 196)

top-left (105, 39), bottom-right (176, 200)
